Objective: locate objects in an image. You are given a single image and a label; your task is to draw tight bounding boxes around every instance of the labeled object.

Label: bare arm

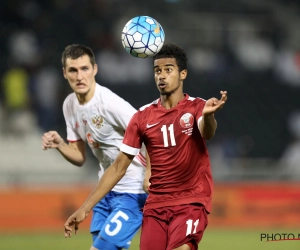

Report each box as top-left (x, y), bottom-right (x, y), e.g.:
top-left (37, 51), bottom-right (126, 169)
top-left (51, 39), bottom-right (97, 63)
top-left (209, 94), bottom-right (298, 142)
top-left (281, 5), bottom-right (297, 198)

top-left (64, 151), bottom-right (134, 237)
top-left (199, 91), bottom-right (227, 140)
top-left (199, 114), bottom-right (217, 140)
top-left (42, 131), bottom-right (86, 166)
top-left (143, 151), bottom-right (151, 193)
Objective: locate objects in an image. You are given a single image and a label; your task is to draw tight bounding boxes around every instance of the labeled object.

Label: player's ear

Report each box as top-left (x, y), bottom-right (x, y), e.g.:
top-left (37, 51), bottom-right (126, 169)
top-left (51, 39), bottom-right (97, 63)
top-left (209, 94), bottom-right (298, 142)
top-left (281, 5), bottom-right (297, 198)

top-left (62, 67), bottom-right (67, 79)
top-left (93, 64), bottom-right (98, 76)
top-left (180, 69), bottom-right (187, 80)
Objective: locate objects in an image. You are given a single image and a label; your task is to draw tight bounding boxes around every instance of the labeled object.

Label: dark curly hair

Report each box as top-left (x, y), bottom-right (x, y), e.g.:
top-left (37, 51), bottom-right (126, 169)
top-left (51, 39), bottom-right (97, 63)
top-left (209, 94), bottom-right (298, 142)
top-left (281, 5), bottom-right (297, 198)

top-left (61, 44), bottom-right (96, 68)
top-left (153, 43), bottom-right (187, 72)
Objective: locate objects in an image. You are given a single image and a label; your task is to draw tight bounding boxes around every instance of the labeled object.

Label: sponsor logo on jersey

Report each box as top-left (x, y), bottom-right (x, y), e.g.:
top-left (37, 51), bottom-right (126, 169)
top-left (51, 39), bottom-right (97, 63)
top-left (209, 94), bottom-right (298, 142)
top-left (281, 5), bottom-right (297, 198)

top-left (75, 121), bottom-right (79, 129)
top-left (146, 122), bottom-right (160, 128)
top-left (179, 113), bottom-right (194, 128)
top-left (91, 115), bottom-right (104, 129)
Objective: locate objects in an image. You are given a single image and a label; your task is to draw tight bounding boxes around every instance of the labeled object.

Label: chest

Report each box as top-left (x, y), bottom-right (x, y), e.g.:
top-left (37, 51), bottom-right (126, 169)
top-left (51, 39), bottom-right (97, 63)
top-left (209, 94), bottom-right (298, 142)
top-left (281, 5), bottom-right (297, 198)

top-left (144, 108), bottom-right (198, 148)
top-left (71, 106), bottom-right (116, 142)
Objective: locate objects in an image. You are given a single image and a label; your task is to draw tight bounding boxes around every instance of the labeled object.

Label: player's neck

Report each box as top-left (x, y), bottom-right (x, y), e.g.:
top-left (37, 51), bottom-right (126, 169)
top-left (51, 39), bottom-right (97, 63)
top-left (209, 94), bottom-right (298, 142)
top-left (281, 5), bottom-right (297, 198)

top-left (76, 82), bottom-right (96, 105)
top-left (160, 92), bottom-right (185, 109)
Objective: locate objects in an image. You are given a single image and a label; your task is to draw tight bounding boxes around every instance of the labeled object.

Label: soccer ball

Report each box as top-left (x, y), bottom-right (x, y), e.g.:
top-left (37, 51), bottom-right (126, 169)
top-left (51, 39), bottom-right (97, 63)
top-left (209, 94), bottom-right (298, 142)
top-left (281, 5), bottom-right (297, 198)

top-left (121, 16), bottom-right (165, 58)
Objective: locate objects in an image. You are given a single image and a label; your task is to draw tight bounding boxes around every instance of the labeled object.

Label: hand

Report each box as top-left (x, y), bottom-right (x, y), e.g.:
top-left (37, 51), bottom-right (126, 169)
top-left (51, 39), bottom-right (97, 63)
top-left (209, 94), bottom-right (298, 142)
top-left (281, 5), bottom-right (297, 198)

top-left (64, 208), bottom-right (89, 238)
top-left (42, 131), bottom-right (63, 150)
top-left (202, 91), bottom-right (227, 117)
top-left (143, 179), bottom-right (151, 194)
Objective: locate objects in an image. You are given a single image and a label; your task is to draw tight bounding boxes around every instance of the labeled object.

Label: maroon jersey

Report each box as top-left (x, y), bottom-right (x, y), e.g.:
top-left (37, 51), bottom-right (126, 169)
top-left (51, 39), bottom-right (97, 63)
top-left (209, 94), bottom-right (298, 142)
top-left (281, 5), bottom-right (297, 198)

top-left (120, 94), bottom-right (213, 213)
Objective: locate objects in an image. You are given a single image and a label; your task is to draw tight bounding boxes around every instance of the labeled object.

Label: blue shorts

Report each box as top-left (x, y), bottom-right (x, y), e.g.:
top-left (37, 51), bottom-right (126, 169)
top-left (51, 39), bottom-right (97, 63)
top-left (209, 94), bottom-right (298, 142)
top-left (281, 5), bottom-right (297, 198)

top-left (90, 191), bottom-right (147, 249)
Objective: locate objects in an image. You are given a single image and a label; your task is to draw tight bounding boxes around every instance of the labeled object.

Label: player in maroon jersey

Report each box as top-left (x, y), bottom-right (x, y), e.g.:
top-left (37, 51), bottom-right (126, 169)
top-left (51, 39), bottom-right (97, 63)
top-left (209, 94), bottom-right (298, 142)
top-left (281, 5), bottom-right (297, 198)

top-left (64, 43), bottom-right (227, 250)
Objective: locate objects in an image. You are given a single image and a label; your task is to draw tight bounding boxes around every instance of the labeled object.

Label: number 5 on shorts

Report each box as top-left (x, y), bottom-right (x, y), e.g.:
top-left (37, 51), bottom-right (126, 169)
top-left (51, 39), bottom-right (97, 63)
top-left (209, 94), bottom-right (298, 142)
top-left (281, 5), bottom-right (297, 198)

top-left (186, 219), bottom-right (199, 235)
top-left (105, 210), bottom-right (129, 236)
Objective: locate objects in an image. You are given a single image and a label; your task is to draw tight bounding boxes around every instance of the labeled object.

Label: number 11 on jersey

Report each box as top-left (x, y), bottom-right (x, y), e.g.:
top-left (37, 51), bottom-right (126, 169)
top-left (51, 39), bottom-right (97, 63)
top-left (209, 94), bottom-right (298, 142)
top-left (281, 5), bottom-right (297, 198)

top-left (161, 124), bottom-right (176, 147)
top-left (186, 219), bottom-right (199, 235)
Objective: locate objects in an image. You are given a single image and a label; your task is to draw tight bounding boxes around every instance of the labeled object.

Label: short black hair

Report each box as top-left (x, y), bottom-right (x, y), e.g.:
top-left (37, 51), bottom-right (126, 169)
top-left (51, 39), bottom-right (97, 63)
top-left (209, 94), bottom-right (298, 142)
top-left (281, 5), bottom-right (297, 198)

top-left (153, 43), bottom-right (187, 72)
top-left (61, 44), bottom-right (96, 68)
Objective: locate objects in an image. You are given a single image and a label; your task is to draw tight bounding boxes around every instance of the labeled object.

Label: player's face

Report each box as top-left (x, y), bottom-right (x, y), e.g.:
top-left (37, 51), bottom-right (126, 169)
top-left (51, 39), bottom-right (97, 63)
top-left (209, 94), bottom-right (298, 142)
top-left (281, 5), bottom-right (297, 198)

top-left (154, 58), bottom-right (187, 96)
top-left (63, 55), bottom-right (97, 96)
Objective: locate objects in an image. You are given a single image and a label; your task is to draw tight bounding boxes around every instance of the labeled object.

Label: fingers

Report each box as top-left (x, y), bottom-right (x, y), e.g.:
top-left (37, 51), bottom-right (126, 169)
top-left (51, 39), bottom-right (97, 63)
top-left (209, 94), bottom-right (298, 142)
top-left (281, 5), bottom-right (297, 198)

top-left (42, 133), bottom-right (54, 150)
top-left (64, 218), bottom-right (75, 238)
top-left (203, 91), bottom-right (227, 115)
top-left (41, 131), bottom-right (57, 150)
top-left (64, 212), bottom-right (83, 238)
top-left (216, 101), bottom-right (226, 110)
top-left (64, 226), bottom-right (72, 238)
top-left (220, 90), bottom-right (227, 102)
top-left (75, 221), bottom-right (79, 234)
top-left (216, 90), bottom-right (227, 109)
top-left (211, 96), bottom-right (225, 108)
top-left (211, 98), bottom-right (219, 106)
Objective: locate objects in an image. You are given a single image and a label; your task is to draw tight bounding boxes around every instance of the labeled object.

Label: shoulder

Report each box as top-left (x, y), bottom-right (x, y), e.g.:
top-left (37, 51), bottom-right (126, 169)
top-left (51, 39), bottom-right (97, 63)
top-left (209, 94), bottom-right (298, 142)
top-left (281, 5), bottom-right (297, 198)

top-left (186, 95), bottom-right (206, 104)
top-left (62, 93), bottom-right (77, 119)
top-left (63, 92), bottom-right (76, 108)
top-left (127, 99), bottom-right (158, 125)
top-left (185, 96), bottom-right (207, 109)
top-left (139, 99), bottom-right (159, 112)
top-left (95, 84), bottom-right (137, 119)
top-left (96, 84), bottom-right (113, 95)
top-left (96, 84), bottom-right (119, 99)
top-left (96, 84), bottom-right (129, 104)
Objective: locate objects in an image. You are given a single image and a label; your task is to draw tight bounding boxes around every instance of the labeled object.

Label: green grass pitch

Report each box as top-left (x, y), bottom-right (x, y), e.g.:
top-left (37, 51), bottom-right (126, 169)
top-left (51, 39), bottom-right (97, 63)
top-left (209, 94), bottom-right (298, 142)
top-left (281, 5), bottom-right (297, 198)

top-left (1, 229), bottom-right (299, 249)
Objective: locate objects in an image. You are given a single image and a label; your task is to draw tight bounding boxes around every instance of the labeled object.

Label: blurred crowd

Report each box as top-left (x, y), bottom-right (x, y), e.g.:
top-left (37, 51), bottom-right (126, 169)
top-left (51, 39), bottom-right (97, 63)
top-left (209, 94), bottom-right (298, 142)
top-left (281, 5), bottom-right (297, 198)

top-left (0, 0), bottom-right (300, 176)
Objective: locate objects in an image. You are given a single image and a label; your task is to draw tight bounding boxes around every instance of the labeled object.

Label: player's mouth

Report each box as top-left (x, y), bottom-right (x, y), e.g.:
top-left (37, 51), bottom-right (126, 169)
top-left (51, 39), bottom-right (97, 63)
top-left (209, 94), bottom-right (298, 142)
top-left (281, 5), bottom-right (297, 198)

top-left (76, 83), bottom-right (86, 88)
top-left (158, 82), bottom-right (167, 89)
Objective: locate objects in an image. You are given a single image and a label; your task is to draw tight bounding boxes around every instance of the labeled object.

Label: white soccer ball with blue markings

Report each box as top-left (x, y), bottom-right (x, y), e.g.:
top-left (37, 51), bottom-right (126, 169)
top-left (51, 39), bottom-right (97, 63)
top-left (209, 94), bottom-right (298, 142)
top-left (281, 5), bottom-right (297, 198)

top-left (121, 16), bottom-right (165, 58)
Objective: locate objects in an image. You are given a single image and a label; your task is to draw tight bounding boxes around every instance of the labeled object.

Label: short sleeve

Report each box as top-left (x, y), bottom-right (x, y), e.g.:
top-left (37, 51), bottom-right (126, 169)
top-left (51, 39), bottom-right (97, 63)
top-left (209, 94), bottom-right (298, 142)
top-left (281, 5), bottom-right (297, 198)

top-left (62, 99), bottom-right (81, 141)
top-left (102, 92), bottom-right (137, 131)
top-left (120, 111), bottom-right (143, 156)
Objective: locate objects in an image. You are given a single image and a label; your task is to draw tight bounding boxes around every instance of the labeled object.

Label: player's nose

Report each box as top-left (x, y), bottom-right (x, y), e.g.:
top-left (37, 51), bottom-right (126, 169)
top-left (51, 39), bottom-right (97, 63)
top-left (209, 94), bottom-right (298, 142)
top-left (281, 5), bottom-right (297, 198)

top-left (159, 72), bottom-right (166, 80)
top-left (77, 71), bottom-right (83, 80)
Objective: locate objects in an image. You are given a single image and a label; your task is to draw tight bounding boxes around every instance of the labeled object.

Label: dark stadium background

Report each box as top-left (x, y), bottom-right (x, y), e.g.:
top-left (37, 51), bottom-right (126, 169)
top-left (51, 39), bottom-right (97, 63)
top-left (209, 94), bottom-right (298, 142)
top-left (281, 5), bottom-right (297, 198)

top-left (0, 0), bottom-right (299, 249)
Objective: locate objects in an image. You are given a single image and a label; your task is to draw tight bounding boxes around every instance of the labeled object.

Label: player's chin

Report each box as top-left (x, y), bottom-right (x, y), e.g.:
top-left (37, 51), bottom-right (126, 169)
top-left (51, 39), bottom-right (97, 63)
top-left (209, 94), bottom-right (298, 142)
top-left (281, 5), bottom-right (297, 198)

top-left (157, 87), bottom-right (167, 94)
top-left (158, 89), bottom-right (172, 96)
top-left (74, 88), bottom-right (89, 95)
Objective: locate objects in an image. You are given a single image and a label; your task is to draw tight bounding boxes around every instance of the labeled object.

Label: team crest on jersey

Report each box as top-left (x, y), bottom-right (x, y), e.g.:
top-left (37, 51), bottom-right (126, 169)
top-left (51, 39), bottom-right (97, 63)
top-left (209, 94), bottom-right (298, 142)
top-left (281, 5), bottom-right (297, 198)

top-left (179, 113), bottom-right (194, 128)
top-left (91, 115), bottom-right (104, 129)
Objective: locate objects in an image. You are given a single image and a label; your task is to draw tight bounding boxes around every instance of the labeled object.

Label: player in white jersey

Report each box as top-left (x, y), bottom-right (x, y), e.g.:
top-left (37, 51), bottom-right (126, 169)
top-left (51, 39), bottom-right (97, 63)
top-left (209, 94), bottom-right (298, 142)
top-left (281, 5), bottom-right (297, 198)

top-left (42, 44), bottom-right (147, 250)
